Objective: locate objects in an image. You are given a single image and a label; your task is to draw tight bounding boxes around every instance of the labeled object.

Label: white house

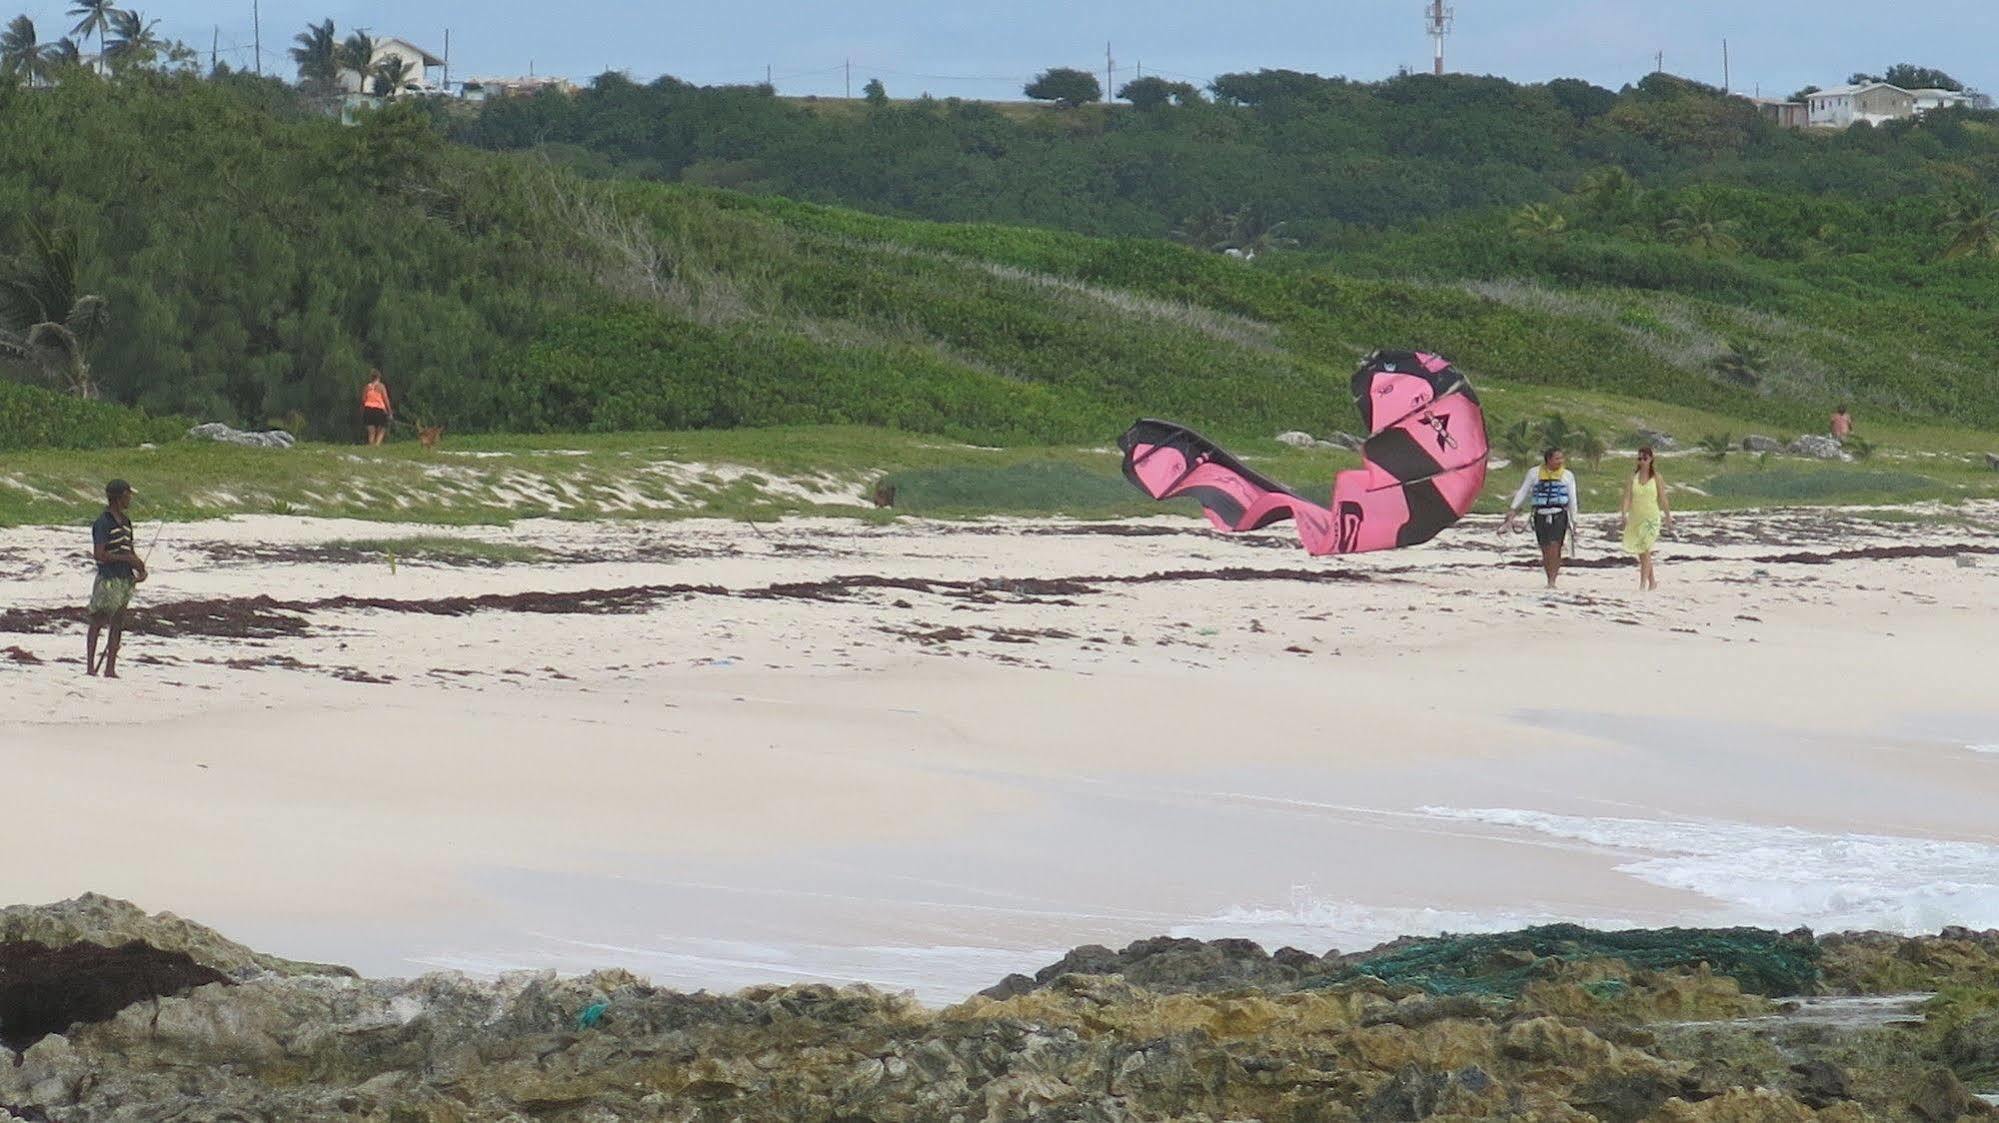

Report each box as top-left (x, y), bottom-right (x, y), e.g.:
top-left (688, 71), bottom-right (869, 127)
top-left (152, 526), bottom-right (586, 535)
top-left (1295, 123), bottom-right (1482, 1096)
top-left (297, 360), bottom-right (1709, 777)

top-left (460, 75), bottom-right (577, 102)
top-left (1805, 82), bottom-right (1916, 128)
top-left (1907, 87), bottom-right (1992, 113)
top-left (339, 37), bottom-right (445, 96)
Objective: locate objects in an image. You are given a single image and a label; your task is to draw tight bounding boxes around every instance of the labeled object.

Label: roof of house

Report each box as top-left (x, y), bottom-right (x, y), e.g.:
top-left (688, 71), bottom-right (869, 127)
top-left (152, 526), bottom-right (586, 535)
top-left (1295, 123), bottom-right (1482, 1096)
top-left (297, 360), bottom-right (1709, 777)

top-left (374, 37), bottom-right (445, 68)
top-left (1808, 82), bottom-right (1912, 99)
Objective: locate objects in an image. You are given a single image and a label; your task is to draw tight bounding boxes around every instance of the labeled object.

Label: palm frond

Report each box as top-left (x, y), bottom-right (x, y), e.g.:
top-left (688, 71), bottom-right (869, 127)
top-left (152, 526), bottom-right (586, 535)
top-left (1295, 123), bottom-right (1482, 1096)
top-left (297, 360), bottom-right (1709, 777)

top-left (65, 294), bottom-right (109, 342)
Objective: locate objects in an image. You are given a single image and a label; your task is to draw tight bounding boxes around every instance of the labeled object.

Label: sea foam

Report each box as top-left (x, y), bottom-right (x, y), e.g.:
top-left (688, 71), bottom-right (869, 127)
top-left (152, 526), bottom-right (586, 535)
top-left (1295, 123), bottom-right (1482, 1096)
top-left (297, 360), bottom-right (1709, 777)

top-left (1167, 886), bottom-right (1612, 954)
top-left (1420, 807), bottom-right (1999, 933)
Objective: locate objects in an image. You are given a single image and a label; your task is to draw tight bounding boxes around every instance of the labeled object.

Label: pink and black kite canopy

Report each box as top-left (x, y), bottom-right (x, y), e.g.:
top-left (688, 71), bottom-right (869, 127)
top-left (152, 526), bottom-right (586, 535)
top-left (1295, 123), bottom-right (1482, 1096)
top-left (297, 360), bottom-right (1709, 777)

top-left (1118, 350), bottom-right (1489, 556)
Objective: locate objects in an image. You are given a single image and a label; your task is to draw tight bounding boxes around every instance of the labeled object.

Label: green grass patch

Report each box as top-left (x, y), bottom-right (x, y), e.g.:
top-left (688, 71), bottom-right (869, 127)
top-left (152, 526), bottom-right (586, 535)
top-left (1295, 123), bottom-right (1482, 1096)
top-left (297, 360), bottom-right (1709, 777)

top-left (2, 418), bottom-right (1994, 530)
top-left (324, 536), bottom-right (549, 564)
top-left (881, 461), bottom-right (1167, 519)
top-left (1699, 467), bottom-right (1945, 503)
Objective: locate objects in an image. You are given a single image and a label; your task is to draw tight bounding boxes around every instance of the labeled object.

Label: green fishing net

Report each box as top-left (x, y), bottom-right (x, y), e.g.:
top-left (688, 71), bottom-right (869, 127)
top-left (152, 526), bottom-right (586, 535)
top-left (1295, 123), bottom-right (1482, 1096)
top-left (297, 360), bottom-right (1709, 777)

top-left (1324, 924), bottom-right (1820, 998)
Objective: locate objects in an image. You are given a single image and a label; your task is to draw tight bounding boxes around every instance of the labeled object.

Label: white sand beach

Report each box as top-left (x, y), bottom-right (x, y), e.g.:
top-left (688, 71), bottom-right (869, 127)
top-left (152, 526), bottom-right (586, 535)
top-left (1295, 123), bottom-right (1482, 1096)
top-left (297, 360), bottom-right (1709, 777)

top-left (5, 504), bottom-right (1999, 1002)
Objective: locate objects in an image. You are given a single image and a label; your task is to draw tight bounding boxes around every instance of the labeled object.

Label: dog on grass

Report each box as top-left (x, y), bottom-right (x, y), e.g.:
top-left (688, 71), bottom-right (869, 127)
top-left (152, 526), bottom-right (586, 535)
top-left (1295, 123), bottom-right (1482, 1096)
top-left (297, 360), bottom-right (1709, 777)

top-left (417, 425), bottom-right (445, 451)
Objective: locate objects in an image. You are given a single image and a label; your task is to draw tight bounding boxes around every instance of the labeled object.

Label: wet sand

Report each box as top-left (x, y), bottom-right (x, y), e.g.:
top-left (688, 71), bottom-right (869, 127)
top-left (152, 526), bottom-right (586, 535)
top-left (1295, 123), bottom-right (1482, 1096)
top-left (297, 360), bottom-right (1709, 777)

top-left (5, 504), bottom-right (1999, 1001)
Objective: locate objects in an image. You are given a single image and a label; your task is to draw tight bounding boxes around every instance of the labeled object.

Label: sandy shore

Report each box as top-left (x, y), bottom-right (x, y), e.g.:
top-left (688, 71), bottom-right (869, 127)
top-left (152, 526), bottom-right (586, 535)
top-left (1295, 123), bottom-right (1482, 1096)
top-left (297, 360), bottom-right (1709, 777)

top-left (5, 503), bottom-right (1999, 1001)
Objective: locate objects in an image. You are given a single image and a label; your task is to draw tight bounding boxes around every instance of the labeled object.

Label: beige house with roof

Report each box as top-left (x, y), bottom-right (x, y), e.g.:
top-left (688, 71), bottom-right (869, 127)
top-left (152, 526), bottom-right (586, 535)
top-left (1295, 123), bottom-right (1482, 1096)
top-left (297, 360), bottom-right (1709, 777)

top-left (1806, 83), bottom-right (1915, 127)
top-left (339, 37), bottom-right (446, 96)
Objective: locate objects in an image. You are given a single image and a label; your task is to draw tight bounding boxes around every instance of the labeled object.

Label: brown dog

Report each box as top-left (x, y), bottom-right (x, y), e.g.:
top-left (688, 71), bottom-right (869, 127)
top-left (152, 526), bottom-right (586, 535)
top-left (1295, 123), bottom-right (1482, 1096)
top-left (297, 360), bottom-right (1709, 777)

top-left (417, 425), bottom-right (445, 450)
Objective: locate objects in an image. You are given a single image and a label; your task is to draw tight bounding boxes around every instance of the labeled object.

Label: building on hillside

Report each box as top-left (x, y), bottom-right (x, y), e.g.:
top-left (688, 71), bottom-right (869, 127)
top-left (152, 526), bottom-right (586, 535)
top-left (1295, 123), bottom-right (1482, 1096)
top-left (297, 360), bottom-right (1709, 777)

top-left (1907, 87), bottom-right (1992, 113)
top-left (459, 75), bottom-right (578, 101)
top-left (1805, 83), bottom-right (1916, 127)
top-left (1746, 97), bottom-right (1809, 128)
top-left (339, 37), bottom-right (446, 96)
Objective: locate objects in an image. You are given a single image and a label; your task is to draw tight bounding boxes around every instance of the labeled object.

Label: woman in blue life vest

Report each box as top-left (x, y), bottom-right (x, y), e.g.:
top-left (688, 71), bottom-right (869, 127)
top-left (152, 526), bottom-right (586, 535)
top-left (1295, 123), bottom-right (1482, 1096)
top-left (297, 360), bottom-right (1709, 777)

top-left (1501, 447), bottom-right (1580, 589)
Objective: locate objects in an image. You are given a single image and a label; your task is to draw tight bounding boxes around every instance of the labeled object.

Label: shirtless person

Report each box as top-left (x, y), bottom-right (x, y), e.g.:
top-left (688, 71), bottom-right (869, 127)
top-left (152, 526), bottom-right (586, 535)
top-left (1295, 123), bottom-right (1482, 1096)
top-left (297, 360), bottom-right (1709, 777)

top-left (87, 479), bottom-right (146, 677)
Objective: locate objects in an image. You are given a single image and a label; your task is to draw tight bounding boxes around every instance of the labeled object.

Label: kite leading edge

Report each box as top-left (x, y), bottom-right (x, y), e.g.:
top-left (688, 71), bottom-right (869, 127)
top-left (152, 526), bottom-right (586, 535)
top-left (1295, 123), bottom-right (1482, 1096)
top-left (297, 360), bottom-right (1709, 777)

top-left (1117, 350), bottom-right (1490, 556)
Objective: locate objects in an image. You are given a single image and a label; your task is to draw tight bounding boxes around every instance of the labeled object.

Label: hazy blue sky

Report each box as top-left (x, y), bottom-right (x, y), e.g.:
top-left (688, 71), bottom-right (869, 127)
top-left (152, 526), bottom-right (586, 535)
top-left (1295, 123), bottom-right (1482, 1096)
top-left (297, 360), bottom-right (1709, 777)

top-left (16, 0), bottom-right (1999, 101)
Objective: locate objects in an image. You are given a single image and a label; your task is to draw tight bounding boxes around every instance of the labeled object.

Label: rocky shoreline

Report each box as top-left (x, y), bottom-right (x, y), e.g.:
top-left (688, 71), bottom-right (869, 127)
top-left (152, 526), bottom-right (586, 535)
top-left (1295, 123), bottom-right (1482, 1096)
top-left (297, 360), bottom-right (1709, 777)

top-left (3, 896), bottom-right (1997, 1121)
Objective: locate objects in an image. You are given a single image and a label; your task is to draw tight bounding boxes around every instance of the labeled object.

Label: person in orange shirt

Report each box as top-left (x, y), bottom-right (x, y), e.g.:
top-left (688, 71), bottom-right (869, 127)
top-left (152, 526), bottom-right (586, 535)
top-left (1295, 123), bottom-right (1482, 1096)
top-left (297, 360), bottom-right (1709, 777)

top-left (361, 369), bottom-right (393, 446)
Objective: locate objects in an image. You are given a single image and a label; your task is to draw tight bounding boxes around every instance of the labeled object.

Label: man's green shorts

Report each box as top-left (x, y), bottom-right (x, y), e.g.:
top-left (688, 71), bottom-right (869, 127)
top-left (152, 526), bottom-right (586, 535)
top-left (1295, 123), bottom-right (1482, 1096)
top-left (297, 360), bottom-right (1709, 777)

top-left (89, 576), bottom-right (134, 617)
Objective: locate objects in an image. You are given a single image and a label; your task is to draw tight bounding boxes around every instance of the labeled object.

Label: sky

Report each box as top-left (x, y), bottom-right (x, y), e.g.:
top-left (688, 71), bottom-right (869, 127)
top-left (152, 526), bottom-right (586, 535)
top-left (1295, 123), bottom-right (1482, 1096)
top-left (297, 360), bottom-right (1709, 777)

top-left (14, 0), bottom-right (1999, 102)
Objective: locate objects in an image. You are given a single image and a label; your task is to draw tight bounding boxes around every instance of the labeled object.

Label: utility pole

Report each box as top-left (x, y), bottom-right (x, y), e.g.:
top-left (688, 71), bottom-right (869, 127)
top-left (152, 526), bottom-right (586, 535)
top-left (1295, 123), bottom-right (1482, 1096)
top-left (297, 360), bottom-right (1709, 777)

top-left (766, 62), bottom-right (772, 88)
top-left (1425, 0), bottom-right (1453, 76)
top-left (1722, 38), bottom-right (1730, 94)
top-left (1655, 50), bottom-right (1664, 74)
top-left (443, 29), bottom-right (451, 90)
top-left (845, 57), bottom-right (851, 98)
top-left (252, 0), bottom-right (261, 75)
top-left (210, 25), bottom-right (218, 74)
top-left (1105, 41), bottom-right (1113, 99)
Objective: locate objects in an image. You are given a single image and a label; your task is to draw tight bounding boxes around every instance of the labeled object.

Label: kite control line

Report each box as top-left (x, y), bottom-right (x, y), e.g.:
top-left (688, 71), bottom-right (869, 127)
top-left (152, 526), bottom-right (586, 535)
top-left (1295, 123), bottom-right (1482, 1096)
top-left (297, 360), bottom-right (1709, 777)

top-left (1119, 350), bottom-right (1489, 557)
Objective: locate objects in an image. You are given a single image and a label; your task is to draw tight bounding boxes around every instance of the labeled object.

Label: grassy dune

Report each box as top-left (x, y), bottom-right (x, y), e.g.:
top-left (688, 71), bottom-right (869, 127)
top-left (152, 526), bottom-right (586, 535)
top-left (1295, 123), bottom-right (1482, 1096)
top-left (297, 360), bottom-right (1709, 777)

top-left (6, 418), bottom-right (1997, 529)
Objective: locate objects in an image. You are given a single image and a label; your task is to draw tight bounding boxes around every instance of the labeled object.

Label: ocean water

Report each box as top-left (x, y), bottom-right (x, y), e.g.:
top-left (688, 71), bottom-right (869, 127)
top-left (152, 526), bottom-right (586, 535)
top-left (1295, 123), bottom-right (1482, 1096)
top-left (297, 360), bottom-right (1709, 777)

top-left (1419, 807), bottom-right (1999, 934)
top-left (1166, 886), bottom-right (1617, 955)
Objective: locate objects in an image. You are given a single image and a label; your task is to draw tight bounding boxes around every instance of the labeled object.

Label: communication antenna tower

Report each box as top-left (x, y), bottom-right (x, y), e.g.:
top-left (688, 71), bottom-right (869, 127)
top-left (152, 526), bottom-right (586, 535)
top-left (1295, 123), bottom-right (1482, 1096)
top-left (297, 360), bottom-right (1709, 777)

top-left (1425, 0), bottom-right (1454, 76)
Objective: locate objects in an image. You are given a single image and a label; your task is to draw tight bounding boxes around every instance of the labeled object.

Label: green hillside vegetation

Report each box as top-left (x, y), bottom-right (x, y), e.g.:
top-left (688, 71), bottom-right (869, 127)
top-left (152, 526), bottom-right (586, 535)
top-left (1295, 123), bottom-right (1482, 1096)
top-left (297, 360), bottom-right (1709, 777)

top-left (453, 69), bottom-right (1999, 243)
top-left (2, 63), bottom-right (1998, 470)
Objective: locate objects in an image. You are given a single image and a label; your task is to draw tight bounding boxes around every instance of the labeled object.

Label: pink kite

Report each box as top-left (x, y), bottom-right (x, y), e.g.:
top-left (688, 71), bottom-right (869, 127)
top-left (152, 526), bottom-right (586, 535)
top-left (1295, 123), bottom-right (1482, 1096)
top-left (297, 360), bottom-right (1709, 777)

top-left (1118, 350), bottom-right (1489, 556)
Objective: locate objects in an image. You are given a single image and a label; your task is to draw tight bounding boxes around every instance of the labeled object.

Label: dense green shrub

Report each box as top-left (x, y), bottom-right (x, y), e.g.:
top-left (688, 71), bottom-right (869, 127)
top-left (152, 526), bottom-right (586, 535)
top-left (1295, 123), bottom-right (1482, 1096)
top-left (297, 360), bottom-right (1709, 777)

top-left (0, 382), bottom-right (185, 451)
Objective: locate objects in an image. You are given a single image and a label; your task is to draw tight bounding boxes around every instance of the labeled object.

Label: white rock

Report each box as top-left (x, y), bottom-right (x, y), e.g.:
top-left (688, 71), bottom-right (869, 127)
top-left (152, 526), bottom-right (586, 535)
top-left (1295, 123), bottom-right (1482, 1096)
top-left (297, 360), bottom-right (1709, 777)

top-left (1788, 434), bottom-right (1852, 462)
top-left (187, 422), bottom-right (296, 450)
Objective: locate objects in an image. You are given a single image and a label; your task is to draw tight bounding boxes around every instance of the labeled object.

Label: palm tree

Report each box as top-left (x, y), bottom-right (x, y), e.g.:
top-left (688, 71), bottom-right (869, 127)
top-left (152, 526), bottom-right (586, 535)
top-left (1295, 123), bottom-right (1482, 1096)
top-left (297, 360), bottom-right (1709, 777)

top-left (0, 226), bottom-right (109, 398)
top-left (1509, 202), bottom-right (1568, 238)
top-left (1571, 424), bottom-right (1607, 467)
top-left (1495, 417), bottom-right (1538, 463)
top-left (65, 0), bottom-right (115, 75)
top-left (1937, 189), bottom-right (1999, 261)
top-left (1575, 166), bottom-right (1634, 213)
top-left (337, 31), bottom-right (376, 94)
top-left (1220, 206), bottom-right (1296, 259)
top-left (1171, 206), bottom-right (1234, 252)
top-left (1663, 196), bottom-right (1742, 255)
top-left (1536, 412), bottom-right (1579, 451)
top-left (372, 54), bottom-right (417, 97)
top-left (289, 19), bottom-right (337, 93)
top-left (40, 36), bottom-right (83, 75)
top-left (1709, 340), bottom-right (1766, 387)
top-left (104, 9), bottom-right (163, 72)
top-left (1, 17), bottom-right (40, 86)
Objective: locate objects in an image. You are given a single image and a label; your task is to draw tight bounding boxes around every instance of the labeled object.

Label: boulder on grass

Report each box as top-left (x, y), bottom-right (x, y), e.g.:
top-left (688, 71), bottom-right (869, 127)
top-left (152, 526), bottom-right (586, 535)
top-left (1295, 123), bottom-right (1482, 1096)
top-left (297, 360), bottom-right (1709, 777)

top-left (187, 423), bottom-right (295, 450)
top-left (1788, 434), bottom-right (1852, 462)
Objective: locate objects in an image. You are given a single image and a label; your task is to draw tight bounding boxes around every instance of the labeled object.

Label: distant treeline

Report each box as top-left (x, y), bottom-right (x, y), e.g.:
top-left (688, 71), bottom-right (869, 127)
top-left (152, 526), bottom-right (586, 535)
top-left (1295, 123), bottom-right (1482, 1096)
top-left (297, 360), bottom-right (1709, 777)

top-left (448, 70), bottom-right (1999, 242)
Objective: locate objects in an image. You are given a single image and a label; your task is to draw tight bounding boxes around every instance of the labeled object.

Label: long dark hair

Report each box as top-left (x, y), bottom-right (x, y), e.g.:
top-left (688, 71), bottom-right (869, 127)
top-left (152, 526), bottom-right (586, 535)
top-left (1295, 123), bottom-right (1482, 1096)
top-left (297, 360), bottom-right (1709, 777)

top-left (1635, 444), bottom-right (1658, 482)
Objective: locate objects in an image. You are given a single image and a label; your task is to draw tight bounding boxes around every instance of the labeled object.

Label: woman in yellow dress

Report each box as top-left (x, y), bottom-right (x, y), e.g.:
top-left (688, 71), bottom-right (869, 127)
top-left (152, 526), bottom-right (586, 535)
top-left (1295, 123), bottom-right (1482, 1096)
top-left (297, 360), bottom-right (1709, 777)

top-left (1620, 445), bottom-right (1671, 590)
